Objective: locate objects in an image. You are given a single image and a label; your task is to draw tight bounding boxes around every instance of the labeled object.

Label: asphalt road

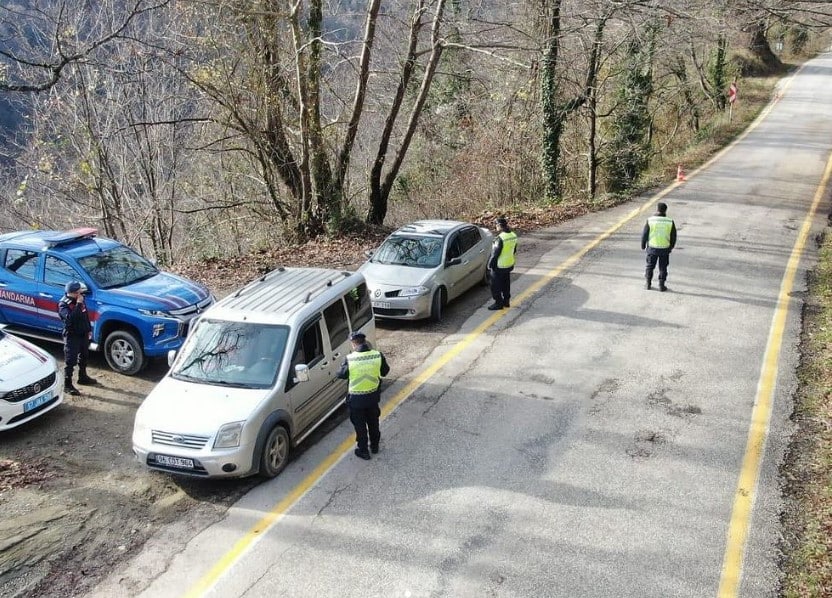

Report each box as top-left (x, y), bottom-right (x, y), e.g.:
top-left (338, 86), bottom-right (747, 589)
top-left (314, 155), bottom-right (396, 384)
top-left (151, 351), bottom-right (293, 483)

top-left (89, 52), bottom-right (832, 598)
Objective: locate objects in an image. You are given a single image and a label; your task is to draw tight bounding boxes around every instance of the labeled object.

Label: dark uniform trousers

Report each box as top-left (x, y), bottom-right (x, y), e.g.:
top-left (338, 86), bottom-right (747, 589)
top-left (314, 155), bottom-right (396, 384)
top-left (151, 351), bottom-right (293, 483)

top-left (490, 268), bottom-right (511, 307)
top-left (64, 333), bottom-right (90, 379)
top-left (645, 249), bottom-right (670, 284)
top-left (349, 404), bottom-right (381, 453)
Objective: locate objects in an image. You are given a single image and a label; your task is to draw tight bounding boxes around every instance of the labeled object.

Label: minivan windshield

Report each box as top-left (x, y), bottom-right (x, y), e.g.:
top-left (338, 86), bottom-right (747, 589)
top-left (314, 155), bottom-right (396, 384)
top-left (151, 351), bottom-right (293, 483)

top-left (77, 246), bottom-right (159, 289)
top-left (371, 235), bottom-right (444, 268)
top-left (171, 320), bottom-right (289, 389)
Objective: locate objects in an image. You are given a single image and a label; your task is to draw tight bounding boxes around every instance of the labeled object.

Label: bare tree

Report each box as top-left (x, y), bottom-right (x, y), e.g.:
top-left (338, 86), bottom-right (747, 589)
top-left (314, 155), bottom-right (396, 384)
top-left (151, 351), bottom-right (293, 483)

top-left (0, 0), bottom-right (170, 93)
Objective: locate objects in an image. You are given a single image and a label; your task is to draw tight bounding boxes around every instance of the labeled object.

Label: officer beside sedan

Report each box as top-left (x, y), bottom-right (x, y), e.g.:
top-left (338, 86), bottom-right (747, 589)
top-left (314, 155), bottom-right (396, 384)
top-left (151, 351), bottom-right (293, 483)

top-left (487, 216), bottom-right (518, 310)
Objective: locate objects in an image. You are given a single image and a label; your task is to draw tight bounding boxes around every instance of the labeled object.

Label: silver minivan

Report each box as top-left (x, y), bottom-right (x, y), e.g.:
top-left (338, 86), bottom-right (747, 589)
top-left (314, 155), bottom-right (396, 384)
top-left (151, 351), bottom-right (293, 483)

top-left (132, 267), bottom-right (374, 478)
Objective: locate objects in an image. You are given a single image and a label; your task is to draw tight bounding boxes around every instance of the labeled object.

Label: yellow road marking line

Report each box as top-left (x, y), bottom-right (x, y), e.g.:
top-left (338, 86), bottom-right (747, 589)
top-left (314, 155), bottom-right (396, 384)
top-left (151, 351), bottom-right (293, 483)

top-left (184, 72), bottom-right (799, 598)
top-left (718, 150), bottom-right (832, 596)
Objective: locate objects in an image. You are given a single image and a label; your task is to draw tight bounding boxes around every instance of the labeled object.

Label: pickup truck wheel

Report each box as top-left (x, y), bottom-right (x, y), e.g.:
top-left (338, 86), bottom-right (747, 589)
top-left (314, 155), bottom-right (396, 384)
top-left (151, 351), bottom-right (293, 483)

top-left (260, 425), bottom-right (290, 478)
top-left (104, 330), bottom-right (146, 375)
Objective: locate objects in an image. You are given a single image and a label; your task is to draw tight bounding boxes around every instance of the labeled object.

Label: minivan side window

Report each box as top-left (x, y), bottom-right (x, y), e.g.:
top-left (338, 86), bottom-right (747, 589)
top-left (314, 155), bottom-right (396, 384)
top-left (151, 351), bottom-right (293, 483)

top-left (286, 319), bottom-right (324, 390)
top-left (323, 299), bottom-right (349, 348)
top-left (345, 283), bottom-right (372, 331)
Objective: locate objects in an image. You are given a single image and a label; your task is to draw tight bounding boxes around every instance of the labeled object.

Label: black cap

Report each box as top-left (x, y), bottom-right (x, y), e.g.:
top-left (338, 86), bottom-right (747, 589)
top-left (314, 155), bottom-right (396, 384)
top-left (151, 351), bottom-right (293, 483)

top-left (349, 331), bottom-right (366, 341)
top-left (496, 216), bottom-right (508, 226)
top-left (65, 281), bottom-right (82, 293)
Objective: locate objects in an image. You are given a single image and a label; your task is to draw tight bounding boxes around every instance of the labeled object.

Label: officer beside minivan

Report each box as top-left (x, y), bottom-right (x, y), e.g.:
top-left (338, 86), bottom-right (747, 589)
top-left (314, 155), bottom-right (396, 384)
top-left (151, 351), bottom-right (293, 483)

top-left (337, 331), bottom-right (390, 460)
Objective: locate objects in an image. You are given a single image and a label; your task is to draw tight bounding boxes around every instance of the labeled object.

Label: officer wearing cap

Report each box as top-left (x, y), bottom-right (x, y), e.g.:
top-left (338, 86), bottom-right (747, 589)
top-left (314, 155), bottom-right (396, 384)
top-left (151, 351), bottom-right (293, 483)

top-left (641, 202), bottom-right (677, 292)
top-left (336, 330), bottom-right (390, 460)
top-left (487, 216), bottom-right (518, 310)
top-left (58, 281), bottom-right (96, 395)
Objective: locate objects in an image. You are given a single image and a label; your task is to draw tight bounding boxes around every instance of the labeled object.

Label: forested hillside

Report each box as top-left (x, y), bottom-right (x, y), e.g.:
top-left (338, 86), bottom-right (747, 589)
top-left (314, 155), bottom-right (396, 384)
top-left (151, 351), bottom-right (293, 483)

top-left (0, 0), bottom-right (830, 264)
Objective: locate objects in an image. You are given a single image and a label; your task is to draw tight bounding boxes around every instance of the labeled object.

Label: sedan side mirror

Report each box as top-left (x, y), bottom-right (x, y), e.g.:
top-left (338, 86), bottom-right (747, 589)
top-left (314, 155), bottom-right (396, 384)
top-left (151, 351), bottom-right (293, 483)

top-left (294, 363), bottom-right (310, 383)
top-left (446, 257), bottom-right (462, 267)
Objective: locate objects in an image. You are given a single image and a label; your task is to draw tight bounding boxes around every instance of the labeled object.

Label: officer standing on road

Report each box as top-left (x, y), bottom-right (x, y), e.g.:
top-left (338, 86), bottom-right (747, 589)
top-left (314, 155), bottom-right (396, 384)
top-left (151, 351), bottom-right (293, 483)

top-left (336, 331), bottom-right (390, 460)
top-left (487, 216), bottom-right (518, 310)
top-left (641, 202), bottom-right (677, 292)
top-left (58, 281), bottom-right (97, 395)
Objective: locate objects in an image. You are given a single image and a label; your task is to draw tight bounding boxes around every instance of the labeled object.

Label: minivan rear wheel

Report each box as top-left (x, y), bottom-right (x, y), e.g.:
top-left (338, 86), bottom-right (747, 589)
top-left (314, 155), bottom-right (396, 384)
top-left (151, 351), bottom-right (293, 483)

top-left (103, 330), bottom-right (145, 375)
top-left (260, 425), bottom-right (290, 478)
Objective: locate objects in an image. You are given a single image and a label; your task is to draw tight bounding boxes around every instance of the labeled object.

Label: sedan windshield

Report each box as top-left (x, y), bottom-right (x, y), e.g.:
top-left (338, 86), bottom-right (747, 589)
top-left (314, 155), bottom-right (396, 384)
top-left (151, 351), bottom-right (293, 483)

top-left (77, 246), bottom-right (159, 289)
top-left (171, 320), bottom-right (289, 389)
top-left (371, 235), bottom-right (444, 268)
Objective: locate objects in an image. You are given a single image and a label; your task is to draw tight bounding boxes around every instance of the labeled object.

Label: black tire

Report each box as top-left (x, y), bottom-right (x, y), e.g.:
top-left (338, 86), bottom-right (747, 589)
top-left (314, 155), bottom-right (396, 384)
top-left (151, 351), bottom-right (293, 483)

top-left (430, 287), bottom-right (446, 322)
top-left (259, 425), bottom-right (290, 478)
top-left (103, 330), bottom-right (146, 375)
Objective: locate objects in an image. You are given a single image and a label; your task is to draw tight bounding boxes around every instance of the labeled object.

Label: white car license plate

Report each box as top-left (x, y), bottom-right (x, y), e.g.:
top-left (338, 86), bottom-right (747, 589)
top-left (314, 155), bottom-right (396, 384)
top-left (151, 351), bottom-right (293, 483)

top-left (24, 391), bottom-right (52, 413)
top-left (372, 301), bottom-right (391, 309)
top-left (154, 454), bottom-right (195, 469)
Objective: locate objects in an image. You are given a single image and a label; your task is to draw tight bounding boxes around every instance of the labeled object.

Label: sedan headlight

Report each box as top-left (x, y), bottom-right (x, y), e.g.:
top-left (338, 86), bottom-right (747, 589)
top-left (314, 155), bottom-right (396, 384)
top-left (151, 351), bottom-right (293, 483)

top-left (214, 421), bottom-right (244, 449)
top-left (399, 286), bottom-right (430, 297)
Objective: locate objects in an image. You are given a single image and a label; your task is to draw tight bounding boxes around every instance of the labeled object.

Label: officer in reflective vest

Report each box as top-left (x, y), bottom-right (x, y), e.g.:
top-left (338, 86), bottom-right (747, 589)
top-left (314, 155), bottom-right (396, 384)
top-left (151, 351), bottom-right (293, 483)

top-left (641, 202), bottom-right (677, 292)
top-left (487, 216), bottom-right (518, 310)
top-left (336, 330), bottom-right (390, 460)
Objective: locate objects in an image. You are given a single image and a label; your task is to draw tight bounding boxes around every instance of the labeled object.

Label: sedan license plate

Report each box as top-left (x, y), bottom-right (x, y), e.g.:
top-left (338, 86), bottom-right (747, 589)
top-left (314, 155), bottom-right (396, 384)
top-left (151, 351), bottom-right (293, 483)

top-left (154, 454), bottom-right (195, 469)
top-left (372, 301), bottom-right (391, 310)
top-left (24, 392), bottom-right (52, 413)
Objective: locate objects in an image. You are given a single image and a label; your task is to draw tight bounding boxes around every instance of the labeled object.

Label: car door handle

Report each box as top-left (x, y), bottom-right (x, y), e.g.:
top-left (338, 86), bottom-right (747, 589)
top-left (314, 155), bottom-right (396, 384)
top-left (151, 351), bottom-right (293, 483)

top-left (333, 352), bottom-right (340, 358)
top-left (38, 292), bottom-right (51, 297)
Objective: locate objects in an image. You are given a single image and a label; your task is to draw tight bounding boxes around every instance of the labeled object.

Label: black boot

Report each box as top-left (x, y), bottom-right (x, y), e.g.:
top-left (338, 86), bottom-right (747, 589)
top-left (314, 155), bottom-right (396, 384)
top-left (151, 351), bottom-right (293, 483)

top-left (65, 377), bottom-right (80, 396)
top-left (77, 369), bottom-right (97, 385)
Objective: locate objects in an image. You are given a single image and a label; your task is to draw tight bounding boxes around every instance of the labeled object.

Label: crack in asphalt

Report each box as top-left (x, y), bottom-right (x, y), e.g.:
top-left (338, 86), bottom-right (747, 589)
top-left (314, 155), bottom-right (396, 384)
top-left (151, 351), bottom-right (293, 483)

top-left (314, 483), bottom-right (350, 520)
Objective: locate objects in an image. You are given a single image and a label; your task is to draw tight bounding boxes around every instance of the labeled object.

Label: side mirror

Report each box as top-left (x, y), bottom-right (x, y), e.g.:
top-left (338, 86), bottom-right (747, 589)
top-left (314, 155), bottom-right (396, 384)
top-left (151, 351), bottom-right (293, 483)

top-left (294, 363), bottom-right (310, 383)
top-left (446, 257), bottom-right (462, 267)
top-left (167, 349), bottom-right (177, 367)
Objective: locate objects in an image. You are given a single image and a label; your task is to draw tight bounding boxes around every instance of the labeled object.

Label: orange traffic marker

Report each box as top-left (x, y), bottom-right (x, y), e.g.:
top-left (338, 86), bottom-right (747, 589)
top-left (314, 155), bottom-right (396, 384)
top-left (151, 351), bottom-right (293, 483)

top-left (676, 164), bottom-right (686, 182)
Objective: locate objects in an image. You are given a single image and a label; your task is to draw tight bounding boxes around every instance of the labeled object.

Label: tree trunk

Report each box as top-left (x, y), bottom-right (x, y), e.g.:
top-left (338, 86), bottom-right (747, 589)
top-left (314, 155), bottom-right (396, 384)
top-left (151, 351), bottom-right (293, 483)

top-left (743, 21), bottom-right (781, 73)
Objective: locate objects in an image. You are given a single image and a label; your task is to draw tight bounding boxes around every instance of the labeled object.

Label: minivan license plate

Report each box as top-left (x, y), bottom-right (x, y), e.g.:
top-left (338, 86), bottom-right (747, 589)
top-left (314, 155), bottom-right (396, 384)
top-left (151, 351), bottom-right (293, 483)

top-left (372, 301), bottom-right (391, 309)
top-left (24, 392), bottom-right (52, 413)
top-left (154, 454), bottom-right (194, 469)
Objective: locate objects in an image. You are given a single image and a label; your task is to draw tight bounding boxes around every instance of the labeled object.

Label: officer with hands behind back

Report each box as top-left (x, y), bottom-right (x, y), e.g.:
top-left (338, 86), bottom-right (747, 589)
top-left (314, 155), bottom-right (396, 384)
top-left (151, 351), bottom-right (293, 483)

top-left (58, 281), bottom-right (97, 395)
top-left (336, 331), bottom-right (390, 460)
top-left (641, 202), bottom-right (677, 292)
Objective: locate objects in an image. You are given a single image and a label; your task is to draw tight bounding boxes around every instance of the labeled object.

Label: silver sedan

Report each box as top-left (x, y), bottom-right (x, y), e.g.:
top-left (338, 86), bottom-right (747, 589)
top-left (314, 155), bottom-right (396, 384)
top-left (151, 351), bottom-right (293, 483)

top-left (358, 220), bottom-right (493, 322)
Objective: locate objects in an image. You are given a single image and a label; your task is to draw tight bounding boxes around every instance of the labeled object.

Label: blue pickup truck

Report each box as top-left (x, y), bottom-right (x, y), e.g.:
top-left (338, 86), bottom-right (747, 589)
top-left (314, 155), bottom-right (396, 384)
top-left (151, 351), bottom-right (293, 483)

top-left (0, 228), bottom-right (213, 375)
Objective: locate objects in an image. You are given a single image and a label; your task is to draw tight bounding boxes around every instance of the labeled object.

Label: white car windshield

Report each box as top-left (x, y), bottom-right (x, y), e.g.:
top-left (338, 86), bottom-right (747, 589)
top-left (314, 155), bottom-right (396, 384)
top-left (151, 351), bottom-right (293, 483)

top-left (371, 235), bottom-right (444, 268)
top-left (77, 246), bottom-right (159, 289)
top-left (171, 320), bottom-right (289, 389)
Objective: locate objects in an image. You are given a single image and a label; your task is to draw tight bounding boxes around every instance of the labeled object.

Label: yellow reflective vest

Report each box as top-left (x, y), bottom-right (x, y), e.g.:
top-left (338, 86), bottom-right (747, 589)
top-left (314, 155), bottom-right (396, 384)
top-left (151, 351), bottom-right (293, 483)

top-left (347, 350), bottom-right (383, 394)
top-left (496, 231), bottom-right (518, 269)
top-left (647, 216), bottom-right (673, 249)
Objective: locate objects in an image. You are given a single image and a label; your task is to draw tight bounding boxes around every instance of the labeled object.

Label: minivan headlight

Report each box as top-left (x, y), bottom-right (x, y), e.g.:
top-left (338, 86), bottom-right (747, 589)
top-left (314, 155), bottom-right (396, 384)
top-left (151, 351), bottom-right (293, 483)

top-left (214, 422), bottom-right (244, 449)
top-left (399, 286), bottom-right (430, 297)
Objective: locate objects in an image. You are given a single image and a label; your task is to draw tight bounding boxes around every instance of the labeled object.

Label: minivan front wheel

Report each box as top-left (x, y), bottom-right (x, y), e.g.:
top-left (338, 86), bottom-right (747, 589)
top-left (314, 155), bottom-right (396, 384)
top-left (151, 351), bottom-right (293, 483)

top-left (260, 425), bottom-right (290, 478)
top-left (103, 330), bottom-right (145, 375)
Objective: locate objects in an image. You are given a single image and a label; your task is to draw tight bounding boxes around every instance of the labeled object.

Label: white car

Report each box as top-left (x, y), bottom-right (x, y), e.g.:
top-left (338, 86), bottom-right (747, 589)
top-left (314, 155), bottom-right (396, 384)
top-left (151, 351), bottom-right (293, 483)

top-left (359, 220), bottom-right (493, 321)
top-left (0, 330), bottom-right (63, 431)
